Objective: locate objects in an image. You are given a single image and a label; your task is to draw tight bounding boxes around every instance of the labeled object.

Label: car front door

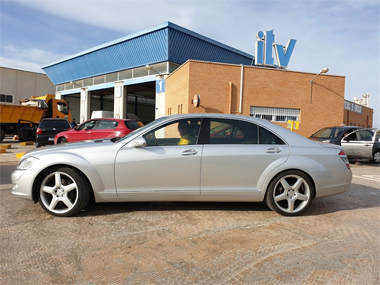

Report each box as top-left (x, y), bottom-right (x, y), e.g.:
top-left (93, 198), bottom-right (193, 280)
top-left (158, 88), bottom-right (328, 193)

top-left (69, 119), bottom-right (98, 142)
top-left (114, 118), bottom-right (202, 198)
top-left (200, 118), bottom-right (290, 199)
top-left (341, 128), bottom-right (376, 160)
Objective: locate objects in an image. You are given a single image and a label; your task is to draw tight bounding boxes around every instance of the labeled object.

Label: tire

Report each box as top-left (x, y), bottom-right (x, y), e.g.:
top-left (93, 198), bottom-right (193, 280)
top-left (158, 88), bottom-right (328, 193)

top-left (371, 150), bottom-right (380, 164)
top-left (59, 137), bottom-right (68, 144)
top-left (38, 167), bottom-right (92, 217)
top-left (265, 171), bottom-right (314, 216)
top-left (0, 128), bottom-right (5, 142)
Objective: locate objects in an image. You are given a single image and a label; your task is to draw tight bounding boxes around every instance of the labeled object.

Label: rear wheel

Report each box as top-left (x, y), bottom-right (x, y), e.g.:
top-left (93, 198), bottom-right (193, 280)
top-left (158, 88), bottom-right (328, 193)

top-left (371, 150), bottom-right (380, 164)
top-left (265, 171), bottom-right (314, 216)
top-left (38, 167), bottom-right (92, 217)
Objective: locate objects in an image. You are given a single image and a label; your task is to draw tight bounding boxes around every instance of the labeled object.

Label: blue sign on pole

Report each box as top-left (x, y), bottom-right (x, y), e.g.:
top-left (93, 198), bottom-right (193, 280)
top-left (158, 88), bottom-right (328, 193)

top-left (156, 79), bottom-right (165, 93)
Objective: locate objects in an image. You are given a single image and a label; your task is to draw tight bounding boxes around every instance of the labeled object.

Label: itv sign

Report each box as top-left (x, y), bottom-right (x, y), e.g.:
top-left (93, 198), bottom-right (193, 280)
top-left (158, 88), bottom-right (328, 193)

top-left (255, 30), bottom-right (296, 69)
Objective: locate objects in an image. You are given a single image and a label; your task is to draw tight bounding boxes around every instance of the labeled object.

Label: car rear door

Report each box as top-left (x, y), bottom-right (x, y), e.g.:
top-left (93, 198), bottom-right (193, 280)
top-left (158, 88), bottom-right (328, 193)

top-left (341, 128), bottom-right (376, 160)
top-left (200, 118), bottom-right (290, 198)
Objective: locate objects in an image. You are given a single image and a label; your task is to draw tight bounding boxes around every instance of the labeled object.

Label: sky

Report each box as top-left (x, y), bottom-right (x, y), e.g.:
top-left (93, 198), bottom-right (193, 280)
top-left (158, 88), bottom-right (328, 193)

top-left (1, 0), bottom-right (379, 127)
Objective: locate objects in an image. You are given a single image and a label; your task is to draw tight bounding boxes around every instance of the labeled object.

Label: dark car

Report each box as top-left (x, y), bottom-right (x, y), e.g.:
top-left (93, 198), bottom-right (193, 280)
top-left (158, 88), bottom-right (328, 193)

top-left (309, 126), bottom-right (362, 145)
top-left (341, 128), bottom-right (380, 163)
top-left (54, 118), bottom-right (142, 144)
top-left (35, 118), bottom-right (71, 147)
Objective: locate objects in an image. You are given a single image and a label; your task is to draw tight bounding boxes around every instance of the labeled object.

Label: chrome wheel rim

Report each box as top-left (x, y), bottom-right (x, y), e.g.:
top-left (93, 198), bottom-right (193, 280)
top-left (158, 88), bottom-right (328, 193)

top-left (273, 174), bottom-right (311, 214)
top-left (40, 171), bottom-right (79, 214)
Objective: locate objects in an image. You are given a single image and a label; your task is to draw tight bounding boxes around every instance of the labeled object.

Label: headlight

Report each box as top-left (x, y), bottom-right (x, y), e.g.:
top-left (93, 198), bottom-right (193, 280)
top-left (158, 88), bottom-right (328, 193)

top-left (322, 140), bottom-right (331, 143)
top-left (18, 156), bottom-right (39, 170)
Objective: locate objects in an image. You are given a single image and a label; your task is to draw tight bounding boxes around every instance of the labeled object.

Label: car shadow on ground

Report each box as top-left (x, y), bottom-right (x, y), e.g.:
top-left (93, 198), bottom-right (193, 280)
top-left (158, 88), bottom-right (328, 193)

top-left (80, 201), bottom-right (272, 217)
top-left (78, 182), bottom-right (379, 217)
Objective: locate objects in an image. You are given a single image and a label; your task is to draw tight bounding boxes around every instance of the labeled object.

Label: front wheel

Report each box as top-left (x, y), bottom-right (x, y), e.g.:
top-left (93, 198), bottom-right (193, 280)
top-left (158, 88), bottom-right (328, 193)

top-left (58, 137), bottom-right (68, 144)
top-left (371, 150), bottom-right (380, 164)
top-left (265, 171), bottom-right (314, 216)
top-left (38, 167), bottom-right (92, 217)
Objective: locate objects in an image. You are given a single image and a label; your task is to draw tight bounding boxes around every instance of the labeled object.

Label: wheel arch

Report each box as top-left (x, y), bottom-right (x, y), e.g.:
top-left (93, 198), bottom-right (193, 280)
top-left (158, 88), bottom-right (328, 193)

top-left (31, 164), bottom-right (94, 203)
top-left (57, 136), bottom-right (68, 143)
top-left (263, 168), bottom-right (316, 201)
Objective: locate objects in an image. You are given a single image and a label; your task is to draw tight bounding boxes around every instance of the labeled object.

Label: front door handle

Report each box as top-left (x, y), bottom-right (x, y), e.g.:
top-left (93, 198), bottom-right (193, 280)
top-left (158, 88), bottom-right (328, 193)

top-left (181, 149), bottom-right (198, 156)
top-left (266, 147), bottom-right (282, 153)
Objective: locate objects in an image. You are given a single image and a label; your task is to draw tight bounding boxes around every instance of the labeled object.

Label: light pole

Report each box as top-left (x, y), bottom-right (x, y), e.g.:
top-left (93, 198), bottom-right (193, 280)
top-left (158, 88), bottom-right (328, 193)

top-left (310, 67), bottom-right (329, 103)
top-left (145, 65), bottom-right (162, 76)
top-left (70, 81), bottom-right (82, 88)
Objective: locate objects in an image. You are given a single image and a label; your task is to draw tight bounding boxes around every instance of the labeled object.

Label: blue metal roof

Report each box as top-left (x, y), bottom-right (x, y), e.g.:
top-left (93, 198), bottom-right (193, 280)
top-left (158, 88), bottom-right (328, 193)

top-left (42, 22), bottom-right (254, 85)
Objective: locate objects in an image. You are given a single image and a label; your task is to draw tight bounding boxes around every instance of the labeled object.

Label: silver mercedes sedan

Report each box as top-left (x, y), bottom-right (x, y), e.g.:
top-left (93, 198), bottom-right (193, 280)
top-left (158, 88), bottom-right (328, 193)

top-left (12, 114), bottom-right (352, 217)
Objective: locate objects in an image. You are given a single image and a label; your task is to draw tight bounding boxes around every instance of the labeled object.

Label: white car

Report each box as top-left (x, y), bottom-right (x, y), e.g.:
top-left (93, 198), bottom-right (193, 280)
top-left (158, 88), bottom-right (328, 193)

top-left (12, 114), bottom-right (352, 217)
top-left (341, 128), bottom-right (380, 163)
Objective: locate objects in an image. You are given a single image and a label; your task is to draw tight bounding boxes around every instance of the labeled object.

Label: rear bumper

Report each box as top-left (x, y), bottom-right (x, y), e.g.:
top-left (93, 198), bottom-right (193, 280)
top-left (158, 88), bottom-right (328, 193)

top-left (315, 169), bottom-right (352, 198)
top-left (36, 135), bottom-right (55, 146)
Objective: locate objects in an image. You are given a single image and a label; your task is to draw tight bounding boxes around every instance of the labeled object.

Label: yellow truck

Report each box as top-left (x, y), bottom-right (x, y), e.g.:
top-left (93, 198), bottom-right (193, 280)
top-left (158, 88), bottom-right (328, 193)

top-left (0, 94), bottom-right (72, 142)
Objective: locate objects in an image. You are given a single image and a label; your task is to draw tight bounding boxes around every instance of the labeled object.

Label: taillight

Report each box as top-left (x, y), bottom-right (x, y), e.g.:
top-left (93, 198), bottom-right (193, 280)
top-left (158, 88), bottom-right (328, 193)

top-left (339, 150), bottom-right (350, 169)
top-left (36, 128), bottom-right (42, 135)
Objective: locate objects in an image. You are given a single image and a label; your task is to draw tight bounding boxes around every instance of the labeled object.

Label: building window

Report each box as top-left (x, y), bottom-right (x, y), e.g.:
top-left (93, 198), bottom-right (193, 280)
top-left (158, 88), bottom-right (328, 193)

top-left (0, 94), bottom-right (13, 103)
top-left (250, 107), bottom-right (300, 122)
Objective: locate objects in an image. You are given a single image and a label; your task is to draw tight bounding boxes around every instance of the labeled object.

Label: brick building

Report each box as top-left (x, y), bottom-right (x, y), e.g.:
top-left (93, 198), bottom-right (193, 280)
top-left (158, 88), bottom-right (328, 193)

top-left (166, 60), bottom-right (353, 137)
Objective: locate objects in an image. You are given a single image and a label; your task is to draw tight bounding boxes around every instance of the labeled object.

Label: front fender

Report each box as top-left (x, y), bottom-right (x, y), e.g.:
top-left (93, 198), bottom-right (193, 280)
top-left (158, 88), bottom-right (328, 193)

top-left (29, 152), bottom-right (107, 201)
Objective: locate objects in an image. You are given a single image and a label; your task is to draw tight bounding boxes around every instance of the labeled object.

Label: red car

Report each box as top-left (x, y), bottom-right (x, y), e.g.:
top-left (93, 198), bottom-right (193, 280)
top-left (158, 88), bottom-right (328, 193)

top-left (54, 118), bottom-right (142, 144)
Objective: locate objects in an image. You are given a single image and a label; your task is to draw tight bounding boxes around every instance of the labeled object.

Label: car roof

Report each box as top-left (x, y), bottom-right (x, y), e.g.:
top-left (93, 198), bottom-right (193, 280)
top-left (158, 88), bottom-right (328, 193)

top-left (40, 118), bottom-right (69, 121)
top-left (84, 118), bottom-right (135, 122)
top-left (322, 126), bottom-right (362, 129)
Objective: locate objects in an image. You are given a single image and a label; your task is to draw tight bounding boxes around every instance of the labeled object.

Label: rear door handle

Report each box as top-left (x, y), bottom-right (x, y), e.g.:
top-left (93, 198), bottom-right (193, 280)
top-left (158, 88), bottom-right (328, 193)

top-left (266, 147), bottom-right (282, 153)
top-left (181, 149), bottom-right (198, 156)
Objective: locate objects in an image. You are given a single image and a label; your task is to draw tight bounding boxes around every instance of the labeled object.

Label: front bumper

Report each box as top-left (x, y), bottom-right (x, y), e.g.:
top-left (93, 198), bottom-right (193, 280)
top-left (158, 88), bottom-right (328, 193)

top-left (11, 169), bottom-right (35, 201)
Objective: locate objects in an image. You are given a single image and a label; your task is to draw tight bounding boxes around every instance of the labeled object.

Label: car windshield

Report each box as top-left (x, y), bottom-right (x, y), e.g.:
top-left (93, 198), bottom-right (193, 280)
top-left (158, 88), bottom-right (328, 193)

top-left (312, 128), bottom-right (345, 139)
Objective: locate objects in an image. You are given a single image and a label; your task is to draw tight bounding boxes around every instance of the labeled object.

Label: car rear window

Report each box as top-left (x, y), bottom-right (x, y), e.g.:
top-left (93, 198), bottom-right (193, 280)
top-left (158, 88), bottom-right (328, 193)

top-left (39, 120), bottom-right (70, 129)
top-left (312, 128), bottom-right (345, 139)
top-left (97, 120), bottom-right (118, 129)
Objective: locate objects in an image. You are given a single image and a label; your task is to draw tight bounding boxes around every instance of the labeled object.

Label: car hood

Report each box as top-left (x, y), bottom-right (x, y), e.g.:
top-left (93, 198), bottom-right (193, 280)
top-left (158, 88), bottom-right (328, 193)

top-left (21, 138), bottom-right (118, 159)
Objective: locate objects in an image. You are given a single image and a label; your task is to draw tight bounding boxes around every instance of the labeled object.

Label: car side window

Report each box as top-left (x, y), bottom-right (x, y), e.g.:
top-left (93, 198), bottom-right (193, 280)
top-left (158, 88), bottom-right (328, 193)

top-left (78, 120), bottom-right (97, 130)
top-left (259, 127), bottom-right (285, 144)
top-left (208, 119), bottom-right (258, 144)
top-left (143, 119), bottom-right (201, 147)
top-left (352, 130), bottom-right (373, 142)
top-left (97, 120), bottom-right (118, 130)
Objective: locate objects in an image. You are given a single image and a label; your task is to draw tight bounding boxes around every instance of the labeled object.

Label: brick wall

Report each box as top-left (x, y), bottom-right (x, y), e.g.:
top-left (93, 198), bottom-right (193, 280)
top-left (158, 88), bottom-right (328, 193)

top-left (166, 60), bottom-right (371, 137)
top-left (344, 105), bottom-right (373, 128)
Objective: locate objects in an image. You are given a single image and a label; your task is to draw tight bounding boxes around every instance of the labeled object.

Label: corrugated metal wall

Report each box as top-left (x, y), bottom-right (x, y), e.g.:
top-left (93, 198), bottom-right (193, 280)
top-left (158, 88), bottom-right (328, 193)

top-left (43, 23), bottom-right (253, 85)
top-left (43, 29), bottom-right (169, 85)
top-left (168, 29), bottom-right (253, 65)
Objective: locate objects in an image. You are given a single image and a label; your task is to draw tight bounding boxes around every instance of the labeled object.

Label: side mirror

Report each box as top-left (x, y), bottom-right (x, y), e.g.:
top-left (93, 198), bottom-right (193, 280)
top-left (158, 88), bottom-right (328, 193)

top-left (130, 136), bottom-right (146, 148)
